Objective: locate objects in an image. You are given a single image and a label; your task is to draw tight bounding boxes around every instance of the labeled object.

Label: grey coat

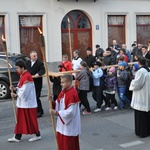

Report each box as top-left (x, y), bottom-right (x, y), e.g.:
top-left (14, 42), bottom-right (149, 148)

top-left (76, 68), bottom-right (89, 91)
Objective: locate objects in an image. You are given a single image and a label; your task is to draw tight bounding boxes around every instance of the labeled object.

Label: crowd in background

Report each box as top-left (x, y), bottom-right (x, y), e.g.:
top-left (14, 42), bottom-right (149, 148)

top-left (51, 39), bottom-right (150, 115)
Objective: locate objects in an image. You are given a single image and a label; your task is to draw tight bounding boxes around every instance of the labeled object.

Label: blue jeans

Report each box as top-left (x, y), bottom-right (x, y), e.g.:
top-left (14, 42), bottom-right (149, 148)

top-left (117, 86), bottom-right (131, 109)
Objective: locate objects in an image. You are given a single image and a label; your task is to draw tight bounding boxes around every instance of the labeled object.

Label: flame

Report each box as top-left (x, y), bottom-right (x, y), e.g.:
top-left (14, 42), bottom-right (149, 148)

top-left (38, 28), bottom-right (42, 34)
top-left (67, 18), bottom-right (70, 23)
top-left (2, 35), bottom-right (5, 41)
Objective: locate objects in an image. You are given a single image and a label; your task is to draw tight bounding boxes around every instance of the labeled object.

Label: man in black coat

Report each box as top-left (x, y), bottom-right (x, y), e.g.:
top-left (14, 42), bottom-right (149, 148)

top-left (26, 51), bottom-right (45, 117)
top-left (95, 44), bottom-right (104, 60)
top-left (84, 47), bottom-right (96, 68)
top-left (142, 45), bottom-right (150, 67)
top-left (103, 47), bottom-right (116, 66)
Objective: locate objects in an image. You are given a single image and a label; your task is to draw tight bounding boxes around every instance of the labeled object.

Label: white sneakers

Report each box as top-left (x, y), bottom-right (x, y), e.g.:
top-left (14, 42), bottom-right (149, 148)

top-left (8, 135), bottom-right (41, 142)
top-left (94, 108), bottom-right (101, 113)
top-left (114, 106), bottom-right (118, 110)
top-left (105, 107), bottom-right (112, 111)
top-left (28, 135), bottom-right (41, 142)
top-left (105, 106), bottom-right (118, 110)
top-left (8, 137), bottom-right (21, 142)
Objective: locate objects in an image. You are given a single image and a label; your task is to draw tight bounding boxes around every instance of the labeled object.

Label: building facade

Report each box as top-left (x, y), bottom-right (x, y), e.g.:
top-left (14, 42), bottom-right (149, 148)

top-left (0, 0), bottom-right (150, 69)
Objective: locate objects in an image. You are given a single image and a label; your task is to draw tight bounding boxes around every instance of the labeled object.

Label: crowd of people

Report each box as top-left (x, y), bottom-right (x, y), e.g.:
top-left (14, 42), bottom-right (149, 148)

top-left (7, 40), bottom-right (150, 149)
top-left (58, 40), bottom-right (150, 114)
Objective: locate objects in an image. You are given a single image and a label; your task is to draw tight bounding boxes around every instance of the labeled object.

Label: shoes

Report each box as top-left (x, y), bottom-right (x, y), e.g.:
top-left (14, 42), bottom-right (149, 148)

top-left (8, 137), bottom-right (20, 142)
top-left (114, 106), bottom-right (118, 110)
top-left (82, 108), bottom-right (87, 112)
top-left (105, 107), bottom-right (112, 111)
top-left (94, 108), bottom-right (101, 113)
top-left (82, 110), bottom-right (91, 115)
top-left (28, 135), bottom-right (41, 142)
top-left (37, 112), bottom-right (43, 118)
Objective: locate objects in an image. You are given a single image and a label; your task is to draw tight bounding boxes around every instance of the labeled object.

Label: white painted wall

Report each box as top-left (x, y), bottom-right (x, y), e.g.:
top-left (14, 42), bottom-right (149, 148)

top-left (0, 0), bottom-right (150, 62)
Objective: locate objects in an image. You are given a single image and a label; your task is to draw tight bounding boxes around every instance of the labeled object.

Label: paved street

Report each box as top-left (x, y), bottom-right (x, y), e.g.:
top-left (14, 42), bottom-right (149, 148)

top-left (0, 82), bottom-right (150, 150)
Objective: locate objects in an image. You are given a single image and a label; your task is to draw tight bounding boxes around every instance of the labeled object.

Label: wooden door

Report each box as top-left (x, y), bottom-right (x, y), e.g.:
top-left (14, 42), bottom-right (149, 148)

top-left (61, 10), bottom-right (92, 61)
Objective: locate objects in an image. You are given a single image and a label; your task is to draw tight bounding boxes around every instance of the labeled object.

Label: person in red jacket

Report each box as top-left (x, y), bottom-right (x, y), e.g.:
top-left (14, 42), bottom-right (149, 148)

top-left (117, 48), bottom-right (128, 63)
top-left (59, 54), bottom-right (72, 72)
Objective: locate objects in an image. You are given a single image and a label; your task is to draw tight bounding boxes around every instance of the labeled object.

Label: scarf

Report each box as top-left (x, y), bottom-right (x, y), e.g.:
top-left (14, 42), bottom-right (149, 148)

top-left (18, 71), bottom-right (34, 88)
top-left (57, 86), bottom-right (80, 109)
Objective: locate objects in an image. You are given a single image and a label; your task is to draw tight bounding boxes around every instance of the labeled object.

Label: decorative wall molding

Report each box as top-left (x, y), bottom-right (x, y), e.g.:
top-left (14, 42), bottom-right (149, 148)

top-left (57, 0), bottom-right (97, 2)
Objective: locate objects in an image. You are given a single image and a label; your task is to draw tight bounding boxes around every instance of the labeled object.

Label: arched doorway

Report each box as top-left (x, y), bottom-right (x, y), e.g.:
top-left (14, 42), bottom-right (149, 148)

top-left (61, 10), bottom-right (92, 61)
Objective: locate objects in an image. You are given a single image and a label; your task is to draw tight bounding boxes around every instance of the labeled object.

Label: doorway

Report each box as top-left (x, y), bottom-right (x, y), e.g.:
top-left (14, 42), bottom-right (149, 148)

top-left (61, 10), bottom-right (92, 61)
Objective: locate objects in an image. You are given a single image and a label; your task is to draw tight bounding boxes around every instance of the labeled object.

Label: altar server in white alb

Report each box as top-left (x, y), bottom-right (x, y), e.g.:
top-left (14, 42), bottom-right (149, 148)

top-left (72, 50), bottom-right (82, 89)
top-left (72, 50), bottom-right (82, 73)
top-left (8, 60), bottom-right (41, 142)
top-left (50, 74), bottom-right (81, 150)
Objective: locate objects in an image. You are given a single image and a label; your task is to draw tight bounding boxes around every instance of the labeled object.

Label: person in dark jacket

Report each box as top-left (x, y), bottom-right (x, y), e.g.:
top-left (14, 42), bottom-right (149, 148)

top-left (109, 45), bottom-right (117, 63)
top-left (134, 44), bottom-right (143, 61)
top-left (142, 45), bottom-right (150, 67)
top-left (95, 44), bottom-right (104, 61)
top-left (84, 47), bottom-right (96, 68)
top-left (50, 76), bottom-right (61, 101)
top-left (112, 39), bottom-right (121, 54)
top-left (26, 51), bottom-right (45, 118)
top-left (131, 43), bottom-right (138, 62)
top-left (104, 67), bottom-right (118, 111)
top-left (117, 61), bottom-right (131, 109)
top-left (103, 47), bottom-right (116, 66)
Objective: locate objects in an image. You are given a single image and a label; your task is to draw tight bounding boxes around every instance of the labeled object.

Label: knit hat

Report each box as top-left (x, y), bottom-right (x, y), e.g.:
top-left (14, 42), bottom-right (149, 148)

top-left (118, 61), bottom-right (127, 67)
top-left (133, 63), bottom-right (140, 71)
top-left (109, 66), bottom-right (116, 73)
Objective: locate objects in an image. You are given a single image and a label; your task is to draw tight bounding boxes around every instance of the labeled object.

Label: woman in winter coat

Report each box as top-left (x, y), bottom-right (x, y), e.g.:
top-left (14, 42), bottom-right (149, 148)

top-left (76, 61), bottom-right (91, 115)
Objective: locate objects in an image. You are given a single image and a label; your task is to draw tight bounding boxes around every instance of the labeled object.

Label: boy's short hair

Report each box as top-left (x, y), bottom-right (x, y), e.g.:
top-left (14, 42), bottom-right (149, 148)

top-left (138, 56), bottom-right (146, 66)
top-left (61, 74), bottom-right (73, 82)
top-left (15, 60), bottom-right (26, 69)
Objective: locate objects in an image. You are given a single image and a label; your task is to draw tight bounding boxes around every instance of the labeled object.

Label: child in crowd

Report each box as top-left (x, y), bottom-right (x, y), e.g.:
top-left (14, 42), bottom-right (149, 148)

top-left (132, 63), bottom-right (140, 79)
top-left (76, 61), bottom-right (91, 115)
top-left (117, 61), bottom-right (131, 109)
top-left (91, 61), bottom-right (103, 112)
top-left (104, 67), bottom-right (118, 110)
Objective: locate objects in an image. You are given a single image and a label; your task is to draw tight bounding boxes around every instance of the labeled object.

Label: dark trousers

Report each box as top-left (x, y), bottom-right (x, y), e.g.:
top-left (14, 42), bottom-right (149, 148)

top-left (134, 110), bottom-right (150, 138)
top-left (78, 90), bottom-right (91, 112)
top-left (36, 87), bottom-right (43, 114)
top-left (92, 86), bottom-right (103, 108)
top-left (15, 131), bottom-right (41, 140)
top-left (105, 93), bottom-right (118, 107)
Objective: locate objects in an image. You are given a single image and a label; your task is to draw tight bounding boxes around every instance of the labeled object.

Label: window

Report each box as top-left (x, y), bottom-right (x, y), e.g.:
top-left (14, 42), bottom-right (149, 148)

top-left (0, 16), bottom-right (5, 52)
top-left (136, 15), bottom-right (150, 45)
top-left (19, 15), bottom-right (43, 60)
top-left (108, 15), bottom-right (125, 47)
top-left (0, 59), bottom-right (11, 68)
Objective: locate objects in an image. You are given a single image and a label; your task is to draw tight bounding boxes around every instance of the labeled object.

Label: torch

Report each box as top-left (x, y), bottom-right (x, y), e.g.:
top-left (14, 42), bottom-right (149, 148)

top-left (68, 18), bottom-right (73, 61)
top-left (38, 28), bottom-right (58, 149)
top-left (1, 35), bottom-right (17, 124)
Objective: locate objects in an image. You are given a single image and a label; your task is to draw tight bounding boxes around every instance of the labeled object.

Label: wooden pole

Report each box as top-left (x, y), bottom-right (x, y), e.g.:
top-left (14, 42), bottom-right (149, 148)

top-left (1, 35), bottom-right (17, 124)
top-left (68, 18), bottom-right (72, 61)
top-left (38, 28), bottom-right (58, 150)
